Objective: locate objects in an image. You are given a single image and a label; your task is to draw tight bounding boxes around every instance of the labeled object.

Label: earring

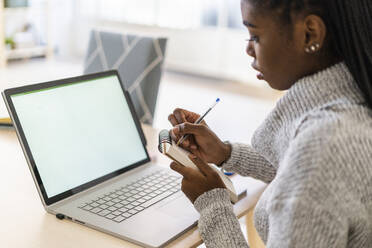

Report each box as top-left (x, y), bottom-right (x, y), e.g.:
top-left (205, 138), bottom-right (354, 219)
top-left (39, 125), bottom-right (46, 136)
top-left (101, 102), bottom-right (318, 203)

top-left (305, 43), bottom-right (320, 53)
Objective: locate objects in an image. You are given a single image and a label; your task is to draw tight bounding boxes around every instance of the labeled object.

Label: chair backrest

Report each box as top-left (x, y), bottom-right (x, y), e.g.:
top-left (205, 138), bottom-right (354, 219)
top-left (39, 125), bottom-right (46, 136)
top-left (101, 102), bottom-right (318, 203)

top-left (84, 30), bottom-right (167, 125)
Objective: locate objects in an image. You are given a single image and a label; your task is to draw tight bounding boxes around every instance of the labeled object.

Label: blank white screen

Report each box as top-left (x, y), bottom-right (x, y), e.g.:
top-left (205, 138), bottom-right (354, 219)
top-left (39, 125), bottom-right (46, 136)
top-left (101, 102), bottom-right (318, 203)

top-left (11, 75), bottom-right (148, 198)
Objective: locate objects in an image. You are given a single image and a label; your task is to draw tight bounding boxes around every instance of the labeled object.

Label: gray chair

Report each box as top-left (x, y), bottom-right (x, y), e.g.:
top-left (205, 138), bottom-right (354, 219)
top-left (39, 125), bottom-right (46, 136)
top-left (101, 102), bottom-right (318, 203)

top-left (84, 30), bottom-right (167, 125)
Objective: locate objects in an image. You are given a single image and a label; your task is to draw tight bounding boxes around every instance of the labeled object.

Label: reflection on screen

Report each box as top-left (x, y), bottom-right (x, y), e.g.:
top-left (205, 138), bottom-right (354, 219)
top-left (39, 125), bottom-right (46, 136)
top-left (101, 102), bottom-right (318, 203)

top-left (11, 75), bottom-right (148, 198)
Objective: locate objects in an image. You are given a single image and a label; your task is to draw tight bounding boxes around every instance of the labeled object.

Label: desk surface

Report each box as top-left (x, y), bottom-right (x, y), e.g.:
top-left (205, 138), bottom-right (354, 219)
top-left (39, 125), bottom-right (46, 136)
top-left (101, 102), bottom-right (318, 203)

top-left (0, 124), bottom-right (266, 248)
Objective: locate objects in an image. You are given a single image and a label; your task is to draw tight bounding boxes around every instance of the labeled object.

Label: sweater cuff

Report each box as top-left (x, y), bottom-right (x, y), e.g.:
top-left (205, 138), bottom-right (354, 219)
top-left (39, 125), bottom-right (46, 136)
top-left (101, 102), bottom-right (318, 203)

top-left (194, 188), bottom-right (231, 213)
top-left (221, 142), bottom-right (243, 172)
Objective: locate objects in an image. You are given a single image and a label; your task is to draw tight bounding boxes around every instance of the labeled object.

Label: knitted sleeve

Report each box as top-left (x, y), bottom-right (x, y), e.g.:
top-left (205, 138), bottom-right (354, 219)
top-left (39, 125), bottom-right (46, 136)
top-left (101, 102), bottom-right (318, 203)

top-left (194, 122), bottom-right (357, 248)
top-left (222, 143), bottom-right (276, 183)
top-left (194, 188), bottom-right (249, 248)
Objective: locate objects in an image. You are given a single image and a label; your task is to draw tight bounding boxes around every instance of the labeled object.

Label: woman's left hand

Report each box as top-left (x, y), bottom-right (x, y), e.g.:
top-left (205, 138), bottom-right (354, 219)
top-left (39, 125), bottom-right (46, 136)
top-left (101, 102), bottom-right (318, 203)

top-left (170, 154), bottom-right (227, 203)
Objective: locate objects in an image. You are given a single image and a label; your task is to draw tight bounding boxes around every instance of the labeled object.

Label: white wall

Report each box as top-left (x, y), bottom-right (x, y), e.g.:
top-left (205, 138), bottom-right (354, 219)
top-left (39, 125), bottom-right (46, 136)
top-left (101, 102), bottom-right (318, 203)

top-left (69, 19), bottom-right (265, 88)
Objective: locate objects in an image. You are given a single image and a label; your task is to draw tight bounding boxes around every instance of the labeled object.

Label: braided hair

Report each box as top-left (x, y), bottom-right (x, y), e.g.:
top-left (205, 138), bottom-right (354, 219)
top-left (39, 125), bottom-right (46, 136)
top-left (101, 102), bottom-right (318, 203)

top-left (247, 0), bottom-right (372, 108)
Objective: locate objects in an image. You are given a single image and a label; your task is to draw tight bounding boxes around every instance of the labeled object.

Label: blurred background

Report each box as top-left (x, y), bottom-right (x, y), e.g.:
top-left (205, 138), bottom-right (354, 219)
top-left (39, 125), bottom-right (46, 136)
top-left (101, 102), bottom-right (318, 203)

top-left (0, 0), bottom-right (282, 143)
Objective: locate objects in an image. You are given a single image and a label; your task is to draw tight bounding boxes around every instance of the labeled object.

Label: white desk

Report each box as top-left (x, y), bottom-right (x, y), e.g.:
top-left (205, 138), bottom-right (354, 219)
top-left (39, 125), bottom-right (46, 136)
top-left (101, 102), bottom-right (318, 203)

top-left (0, 124), bottom-right (266, 247)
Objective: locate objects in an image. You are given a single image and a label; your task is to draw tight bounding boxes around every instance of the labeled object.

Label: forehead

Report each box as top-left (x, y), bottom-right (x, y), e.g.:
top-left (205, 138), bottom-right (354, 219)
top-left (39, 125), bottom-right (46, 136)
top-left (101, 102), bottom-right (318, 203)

top-left (241, 0), bottom-right (273, 28)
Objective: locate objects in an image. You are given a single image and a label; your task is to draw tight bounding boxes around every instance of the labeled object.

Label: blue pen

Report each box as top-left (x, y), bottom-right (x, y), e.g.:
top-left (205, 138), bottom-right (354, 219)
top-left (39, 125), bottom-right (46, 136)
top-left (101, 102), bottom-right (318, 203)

top-left (177, 98), bottom-right (220, 146)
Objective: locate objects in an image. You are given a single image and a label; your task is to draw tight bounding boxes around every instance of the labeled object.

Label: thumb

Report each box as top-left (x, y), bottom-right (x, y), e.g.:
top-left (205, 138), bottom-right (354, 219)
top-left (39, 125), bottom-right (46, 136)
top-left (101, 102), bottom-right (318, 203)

top-left (170, 161), bottom-right (191, 179)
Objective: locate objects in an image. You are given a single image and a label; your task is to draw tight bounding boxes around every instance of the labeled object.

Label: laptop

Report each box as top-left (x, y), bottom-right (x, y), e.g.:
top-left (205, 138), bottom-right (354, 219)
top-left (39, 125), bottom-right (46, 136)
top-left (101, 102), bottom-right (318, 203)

top-left (2, 70), bottom-right (199, 248)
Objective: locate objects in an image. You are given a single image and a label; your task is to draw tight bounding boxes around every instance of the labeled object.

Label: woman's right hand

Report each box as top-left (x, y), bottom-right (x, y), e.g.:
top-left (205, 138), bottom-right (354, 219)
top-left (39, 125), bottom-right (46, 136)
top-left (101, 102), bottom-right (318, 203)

top-left (168, 108), bottom-right (231, 166)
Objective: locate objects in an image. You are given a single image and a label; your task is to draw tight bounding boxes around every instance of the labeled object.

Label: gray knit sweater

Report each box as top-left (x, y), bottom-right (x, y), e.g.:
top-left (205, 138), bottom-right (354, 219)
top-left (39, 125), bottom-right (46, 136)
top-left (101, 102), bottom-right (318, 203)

top-left (193, 62), bottom-right (372, 247)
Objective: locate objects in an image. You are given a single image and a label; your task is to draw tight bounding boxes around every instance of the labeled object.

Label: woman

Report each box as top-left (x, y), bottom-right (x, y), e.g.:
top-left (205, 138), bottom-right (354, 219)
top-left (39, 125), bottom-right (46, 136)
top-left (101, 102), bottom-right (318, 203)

top-left (168, 0), bottom-right (372, 247)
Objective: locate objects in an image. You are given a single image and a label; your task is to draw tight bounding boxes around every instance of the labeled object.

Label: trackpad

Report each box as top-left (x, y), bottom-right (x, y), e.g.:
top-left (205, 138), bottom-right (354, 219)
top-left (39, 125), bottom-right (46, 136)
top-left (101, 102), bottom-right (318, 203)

top-left (156, 194), bottom-right (199, 220)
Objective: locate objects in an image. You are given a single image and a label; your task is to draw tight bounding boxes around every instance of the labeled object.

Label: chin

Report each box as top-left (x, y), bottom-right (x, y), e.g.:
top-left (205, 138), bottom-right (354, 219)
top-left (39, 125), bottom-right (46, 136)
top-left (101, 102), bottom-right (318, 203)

top-left (266, 80), bottom-right (291, 91)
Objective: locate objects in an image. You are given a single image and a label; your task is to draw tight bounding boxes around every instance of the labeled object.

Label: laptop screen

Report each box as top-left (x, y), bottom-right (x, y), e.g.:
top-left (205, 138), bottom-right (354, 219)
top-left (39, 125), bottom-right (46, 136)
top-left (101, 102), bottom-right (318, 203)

top-left (6, 72), bottom-right (149, 203)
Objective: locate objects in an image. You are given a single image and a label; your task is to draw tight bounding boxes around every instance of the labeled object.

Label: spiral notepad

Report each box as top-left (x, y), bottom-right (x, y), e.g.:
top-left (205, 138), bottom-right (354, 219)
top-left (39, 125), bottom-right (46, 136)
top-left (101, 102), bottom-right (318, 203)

top-left (158, 129), bottom-right (239, 203)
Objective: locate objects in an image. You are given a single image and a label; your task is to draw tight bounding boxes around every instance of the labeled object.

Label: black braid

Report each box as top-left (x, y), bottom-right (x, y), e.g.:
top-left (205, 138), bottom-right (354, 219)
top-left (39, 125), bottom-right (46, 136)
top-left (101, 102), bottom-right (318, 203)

top-left (247, 0), bottom-right (372, 108)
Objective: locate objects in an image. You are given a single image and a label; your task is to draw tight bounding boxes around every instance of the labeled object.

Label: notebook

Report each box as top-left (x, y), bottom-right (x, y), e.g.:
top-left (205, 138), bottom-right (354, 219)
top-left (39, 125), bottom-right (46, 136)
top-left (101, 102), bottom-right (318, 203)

top-left (158, 129), bottom-right (240, 203)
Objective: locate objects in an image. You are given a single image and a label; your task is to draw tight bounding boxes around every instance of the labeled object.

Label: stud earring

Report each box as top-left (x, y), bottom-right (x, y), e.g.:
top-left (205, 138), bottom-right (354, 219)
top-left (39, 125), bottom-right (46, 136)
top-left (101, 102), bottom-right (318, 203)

top-left (305, 43), bottom-right (320, 53)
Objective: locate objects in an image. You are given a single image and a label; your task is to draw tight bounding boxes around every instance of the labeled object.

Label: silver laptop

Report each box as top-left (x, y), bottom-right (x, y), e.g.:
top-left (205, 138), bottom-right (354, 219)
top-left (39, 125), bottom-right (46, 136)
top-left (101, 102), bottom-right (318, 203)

top-left (2, 70), bottom-right (199, 248)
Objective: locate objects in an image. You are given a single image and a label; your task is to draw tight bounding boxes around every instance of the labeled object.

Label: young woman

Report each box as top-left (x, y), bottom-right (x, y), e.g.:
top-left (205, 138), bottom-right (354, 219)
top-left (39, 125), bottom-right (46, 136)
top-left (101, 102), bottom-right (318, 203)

top-left (168, 0), bottom-right (372, 247)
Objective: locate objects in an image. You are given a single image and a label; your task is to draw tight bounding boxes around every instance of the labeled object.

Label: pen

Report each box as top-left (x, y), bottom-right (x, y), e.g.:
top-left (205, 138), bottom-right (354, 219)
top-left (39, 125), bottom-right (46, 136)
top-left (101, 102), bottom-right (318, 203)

top-left (177, 98), bottom-right (220, 146)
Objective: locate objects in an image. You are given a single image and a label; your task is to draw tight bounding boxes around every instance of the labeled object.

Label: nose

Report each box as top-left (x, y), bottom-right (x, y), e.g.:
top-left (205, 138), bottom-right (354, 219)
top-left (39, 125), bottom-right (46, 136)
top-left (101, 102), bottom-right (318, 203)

top-left (246, 41), bottom-right (255, 58)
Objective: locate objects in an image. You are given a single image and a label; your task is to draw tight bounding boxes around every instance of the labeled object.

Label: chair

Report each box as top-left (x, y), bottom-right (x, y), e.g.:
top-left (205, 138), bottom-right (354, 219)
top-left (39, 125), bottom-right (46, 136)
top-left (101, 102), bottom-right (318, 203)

top-left (84, 30), bottom-right (167, 125)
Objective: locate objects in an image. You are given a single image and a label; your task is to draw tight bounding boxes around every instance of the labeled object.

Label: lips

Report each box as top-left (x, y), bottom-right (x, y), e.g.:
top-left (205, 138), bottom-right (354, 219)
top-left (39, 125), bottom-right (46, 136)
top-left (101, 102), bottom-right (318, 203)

top-left (251, 62), bottom-right (264, 80)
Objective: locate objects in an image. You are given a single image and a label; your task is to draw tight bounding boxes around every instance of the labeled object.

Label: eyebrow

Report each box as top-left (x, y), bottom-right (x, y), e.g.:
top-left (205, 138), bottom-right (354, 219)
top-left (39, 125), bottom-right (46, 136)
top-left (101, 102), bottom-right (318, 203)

top-left (243, 21), bottom-right (258, 28)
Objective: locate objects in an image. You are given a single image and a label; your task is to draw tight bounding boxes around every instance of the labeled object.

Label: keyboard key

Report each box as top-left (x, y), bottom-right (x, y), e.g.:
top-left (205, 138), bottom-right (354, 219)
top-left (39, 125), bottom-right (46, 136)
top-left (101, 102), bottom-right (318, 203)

top-left (83, 205), bottom-right (93, 211)
top-left (79, 203), bottom-right (87, 208)
top-left (114, 203), bottom-right (123, 208)
top-left (120, 200), bottom-right (130, 205)
top-left (100, 204), bottom-right (109, 209)
top-left (98, 209), bottom-right (110, 216)
top-left (131, 201), bottom-right (140, 206)
top-left (106, 201), bottom-right (115, 206)
top-left (112, 211), bottom-right (122, 216)
top-left (127, 197), bottom-right (135, 202)
top-left (135, 206), bottom-right (144, 211)
top-left (126, 204), bottom-right (135, 209)
top-left (90, 202), bottom-right (99, 207)
top-left (114, 216), bottom-right (125, 223)
top-left (108, 206), bottom-right (117, 211)
top-left (96, 199), bottom-right (106, 204)
top-left (106, 214), bottom-right (115, 219)
top-left (142, 191), bottom-right (174, 208)
top-left (122, 212), bottom-right (132, 218)
top-left (91, 207), bottom-right (102, 214)
top-left (128, 209), bottom-right (138, 215)
top-left (119, 207), bottom-right (129, 212)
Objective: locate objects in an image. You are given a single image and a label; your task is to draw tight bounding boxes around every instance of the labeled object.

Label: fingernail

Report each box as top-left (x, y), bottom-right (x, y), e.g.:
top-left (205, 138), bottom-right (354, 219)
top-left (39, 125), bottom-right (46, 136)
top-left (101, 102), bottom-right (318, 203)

top-left (179, 123), bottom-right (184, 132)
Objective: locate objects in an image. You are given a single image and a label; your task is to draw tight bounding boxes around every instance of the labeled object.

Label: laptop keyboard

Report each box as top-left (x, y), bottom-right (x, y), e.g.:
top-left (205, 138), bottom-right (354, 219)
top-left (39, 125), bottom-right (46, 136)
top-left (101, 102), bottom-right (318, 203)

top-left (79, 171), bottom-right (182, 223)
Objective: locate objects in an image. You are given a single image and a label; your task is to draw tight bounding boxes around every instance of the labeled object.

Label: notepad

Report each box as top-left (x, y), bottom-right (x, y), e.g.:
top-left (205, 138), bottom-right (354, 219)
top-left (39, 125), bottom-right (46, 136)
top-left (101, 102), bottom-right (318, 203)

top-left (158, 129), bottom-right (239, 203)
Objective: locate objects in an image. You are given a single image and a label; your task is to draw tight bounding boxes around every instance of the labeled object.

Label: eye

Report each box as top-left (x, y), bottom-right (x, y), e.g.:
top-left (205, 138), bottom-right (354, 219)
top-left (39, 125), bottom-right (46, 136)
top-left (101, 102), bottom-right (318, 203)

top-left (246, 35), bottom-right (259, 43)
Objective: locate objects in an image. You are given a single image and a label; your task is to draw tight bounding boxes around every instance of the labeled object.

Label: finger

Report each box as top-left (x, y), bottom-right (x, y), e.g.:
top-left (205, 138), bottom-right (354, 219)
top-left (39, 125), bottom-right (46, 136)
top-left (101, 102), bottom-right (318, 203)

top-left (179, 122), bottom-right (207, 136)
top-left (170, 129), bottom-right (178, 141)
top-left (168, 114), bottom-right (179, 126)
top-left (174, 108), bottom-right (187, 124)
top-left (189, 154), bottom-right (214, 176)
top-left (170, 161), bottom-right (192, 179)
top-left (183, 109), bottom-right (201, 123)
top-left (171, 125), bottom-right (184, 141)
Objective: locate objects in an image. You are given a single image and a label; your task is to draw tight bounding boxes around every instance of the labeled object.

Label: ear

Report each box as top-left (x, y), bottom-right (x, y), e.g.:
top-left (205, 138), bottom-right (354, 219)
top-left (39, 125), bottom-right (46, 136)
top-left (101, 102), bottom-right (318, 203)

top-left (303, 14), bottom-right (327, 52)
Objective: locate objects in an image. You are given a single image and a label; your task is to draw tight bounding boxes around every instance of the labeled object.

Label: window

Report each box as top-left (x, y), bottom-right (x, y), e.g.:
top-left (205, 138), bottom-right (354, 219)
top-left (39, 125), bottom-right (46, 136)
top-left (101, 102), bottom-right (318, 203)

top-left (77, 0), bottom-right (244, 30)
